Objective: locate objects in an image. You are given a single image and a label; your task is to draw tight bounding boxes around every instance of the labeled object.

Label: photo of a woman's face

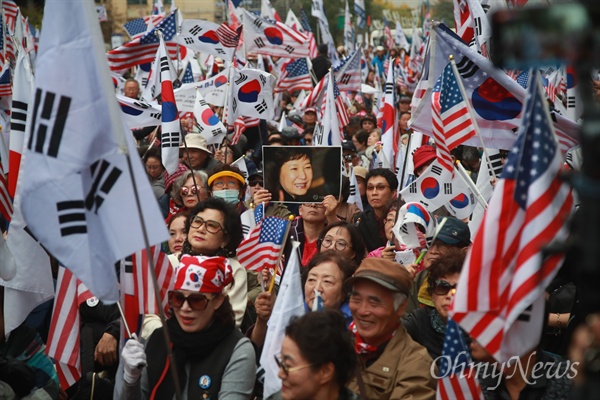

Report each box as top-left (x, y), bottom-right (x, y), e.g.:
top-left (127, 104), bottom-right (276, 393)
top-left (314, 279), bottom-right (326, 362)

top-left (279, 155), bottom-right (313, 198)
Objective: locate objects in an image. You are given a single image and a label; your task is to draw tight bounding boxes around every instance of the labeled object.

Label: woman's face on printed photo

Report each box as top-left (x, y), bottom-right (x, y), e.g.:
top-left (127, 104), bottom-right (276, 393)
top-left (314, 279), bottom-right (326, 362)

top-left (279, 155), bottom-right (313, 198)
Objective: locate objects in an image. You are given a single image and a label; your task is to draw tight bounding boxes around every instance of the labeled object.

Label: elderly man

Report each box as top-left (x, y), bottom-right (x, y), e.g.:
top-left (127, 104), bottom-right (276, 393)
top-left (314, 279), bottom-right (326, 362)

top-left (179, 133), bottom-right (221, 173)
top-left (346, 258), bottom-right (437, 399)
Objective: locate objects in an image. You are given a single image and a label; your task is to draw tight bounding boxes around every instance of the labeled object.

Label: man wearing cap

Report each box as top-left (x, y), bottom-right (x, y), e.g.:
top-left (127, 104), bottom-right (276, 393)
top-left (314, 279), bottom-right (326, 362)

top-left (399, 95), bottom-right (411, 113)
top-left (360, 114), bottom-right (377, 134)
top-left (406, 217), bottom-right (471, 313)
top-left (342, 140), bottom-right (361, 172)
top-left (302, 107), bottom-right (318, 131)
top-left (180, 133), bottom-right (221, 174)
top-left (346, 258), bottom-right (437, 400)
top-left (372, 45), bottom-right (387, 78)
top-left (353, 168), bottom-right (398, 252)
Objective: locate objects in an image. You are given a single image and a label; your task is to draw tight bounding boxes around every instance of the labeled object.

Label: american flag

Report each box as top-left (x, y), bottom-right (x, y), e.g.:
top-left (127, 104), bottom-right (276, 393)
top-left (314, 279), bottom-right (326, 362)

top-left (129, 245), bottom-right (173, 316)
top-left (230, 116), bottom-right (260, 145)
top-left (46, 267), bottom-right (94, 389)
top-left (4, 24), bottom-right (16, 62)
top-left (0, 63), bottom-right (12, 97)
top-left (332, 75), bottom-right (350, 128)
top-left (180, 61), bottom-right (194, 84)
top-left (237, 211), bottom-right (290, 273)
top-left (383, 23), bottom-right (394, 50)
top-left (107, 12), bottom-right (177, 72)
top-left (334, 49), bottom-right (361, 92)
top-left (275, 58), bottom-right (313, 93)
top-left (436, 319), bottom-right (484, 400)
top-left (2, 0), bottom-right (18, 33)
top-left (450, 73), bottom-right (574, 362)
top-left (299, 8), bottom-right (317, 58)
top-left (301, 75), bottom-right (326, 109)
top-left (216, 23), bottom-right (242, 48)
top-left (432, 63), bottom-right (476, 173)
top-left (516, 69), bottom-right (530, 89)
top-left (123, 16), bottom-right (166, 39)
top-left (0, 161), bottom-right (12, 221)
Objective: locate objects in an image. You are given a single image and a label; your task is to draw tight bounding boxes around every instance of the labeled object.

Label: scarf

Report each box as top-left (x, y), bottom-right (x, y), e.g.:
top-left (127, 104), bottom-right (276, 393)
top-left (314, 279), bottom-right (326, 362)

top-left (349, 321), bottom-right (394, 355)
top-left (429, 308), bottom-right (447, 334)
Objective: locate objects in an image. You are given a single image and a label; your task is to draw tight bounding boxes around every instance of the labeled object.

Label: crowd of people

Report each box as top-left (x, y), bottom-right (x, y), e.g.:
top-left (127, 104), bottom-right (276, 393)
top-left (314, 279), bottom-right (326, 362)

top-left (2, 31), bottom-right (600, 400)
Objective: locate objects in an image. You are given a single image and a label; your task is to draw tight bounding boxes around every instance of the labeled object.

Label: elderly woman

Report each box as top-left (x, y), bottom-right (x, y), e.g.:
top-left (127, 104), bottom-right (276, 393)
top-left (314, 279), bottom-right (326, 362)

top-left (403, 253), bottom-right (465, 361)
top-left (120, 256), bottom-right (256, 399)
top-left (168, 170), bottom-right (208, 221)
top-left (266, 310), bottom-right (359, 400)
top-left (316, 221), bottom-right (367, 266)
top-left (143, 147), bottom-right (165, 200)
top-left (181, 198), bottom-right (248, 328)
top-left (208, 165), bottom-right (247, 214)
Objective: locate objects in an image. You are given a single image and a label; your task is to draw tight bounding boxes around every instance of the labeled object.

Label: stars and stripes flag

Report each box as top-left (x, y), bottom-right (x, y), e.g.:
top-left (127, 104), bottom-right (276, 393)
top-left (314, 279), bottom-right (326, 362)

top-left (242, 9), bottom-right (310, 58)
top-left (300, 74), bottom-right (326, 110)
top-left (174, 20), bottom-right (240, 62)
top-left (0, 63), bottom-right (12, 97)
top-left (314, 72), bottom-right (343, 146)
top-left (354, 0), bottom-right (367, 30)
top-left (123, 15), bottom-right (164, 39)
top-left (334, 48), bottom-right (361, 92)
top-left (432, 63), bottom-right (477, 173)
top-left (237, 206), bottom-right (290, 272)
top-left (107, 11), bottom-right (178, 71)
top-left (275, 57), bottom-right (313, 93)
top-left (158, 33), bottom-right (182, 174)
top-left (436, 319), bottom-right (484, 400)
top-left (0, 161), bottom-right (12, 221)
top-left (46, 266), bottom-right (94, 389)
top-left (450, 72), bottom-right (574, 362)
top-left (299, 8), bottom-right (317, 58)
top-left (2, 0), bottom-right (18, 33)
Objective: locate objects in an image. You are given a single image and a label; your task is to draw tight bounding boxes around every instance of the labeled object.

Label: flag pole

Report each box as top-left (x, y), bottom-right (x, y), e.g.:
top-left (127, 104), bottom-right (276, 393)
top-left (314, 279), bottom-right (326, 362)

top-left (398, 129), bottom-right (413, 189)
top-left (448, 55), bottom-right (497, 180)
top-left (123, 153), bottom-right (183, 400)
top-left (454, 160), bottom-right (488, 209)
top-left (116, 301), bottom-right (133, 338)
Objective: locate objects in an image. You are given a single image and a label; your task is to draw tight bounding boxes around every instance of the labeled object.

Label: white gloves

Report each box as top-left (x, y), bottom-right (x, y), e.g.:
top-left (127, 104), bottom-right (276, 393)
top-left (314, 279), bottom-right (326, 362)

top-left (121, 334), bottom-right (147, 384)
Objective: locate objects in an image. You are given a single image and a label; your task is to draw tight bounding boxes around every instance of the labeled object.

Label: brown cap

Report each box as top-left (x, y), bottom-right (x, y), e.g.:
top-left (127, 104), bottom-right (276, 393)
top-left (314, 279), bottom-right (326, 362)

top-left (346, 258), bottom-right (412, 296)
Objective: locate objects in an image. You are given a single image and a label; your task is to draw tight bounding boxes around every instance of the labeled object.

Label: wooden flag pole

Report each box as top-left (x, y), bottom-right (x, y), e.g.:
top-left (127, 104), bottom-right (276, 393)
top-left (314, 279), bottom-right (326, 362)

top-left (448, 55), bottom-right (497, 181)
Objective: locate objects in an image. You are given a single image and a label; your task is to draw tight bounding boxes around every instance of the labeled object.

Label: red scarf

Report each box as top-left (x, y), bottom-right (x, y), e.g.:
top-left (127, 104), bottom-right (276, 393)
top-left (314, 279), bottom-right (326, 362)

top-left (349, 321), bottom-right (393, 355)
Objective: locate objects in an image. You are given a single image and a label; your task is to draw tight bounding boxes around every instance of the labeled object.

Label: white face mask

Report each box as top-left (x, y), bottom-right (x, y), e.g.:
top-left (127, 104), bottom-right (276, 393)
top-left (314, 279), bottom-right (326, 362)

top-left (212, 189), bottom-right (240, 204)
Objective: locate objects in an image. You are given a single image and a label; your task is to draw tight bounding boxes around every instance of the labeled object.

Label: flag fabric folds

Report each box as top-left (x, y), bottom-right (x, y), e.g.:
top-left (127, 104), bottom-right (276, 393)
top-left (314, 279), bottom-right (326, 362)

top-left (107, 12), bottom-right (178, 71)
top-left (193, 91), bottom-right (226, 145)
top-left (334, 49), bottom-right (362, 92)
top-left (46, 266), bottom-right (94, 389)
top-left (242, 9), bottom-right (310, 58)
top-left (431, 63), bottom-right (477, 173)
top-left (175, 20), bottom-right (240, 62)
top-left (450, 72), bottom-right (574, 362)
top-left (228, 67), bottom-right (276, 122)
top-left (275, 58), bottom-right (313, 93)
top-left (436, 319), bottom-right (484, 400)
top-left (18, 0), bottom-right (168, 302)
top-left (237, 207), bottom-right (289, 273)
top-left (117, 94), bottom-right (162, 130)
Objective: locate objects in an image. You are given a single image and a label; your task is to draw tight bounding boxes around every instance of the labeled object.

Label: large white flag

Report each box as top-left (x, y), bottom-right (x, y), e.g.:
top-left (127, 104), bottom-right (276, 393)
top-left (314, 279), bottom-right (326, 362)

top-left (260, 241), bottom-right (305, 399)
top-left (313, 73), bottom-right (342, 146)
top-left (18, 0), bottom-right (168, 302)
top-left (174, 19), bottom-right (239, 62)
top-left (193, 91), bottom-right (226, 145)
top-left (228, 67), bottom-right (276, 122)
top-left (116, 94), bottom-right (162, 130)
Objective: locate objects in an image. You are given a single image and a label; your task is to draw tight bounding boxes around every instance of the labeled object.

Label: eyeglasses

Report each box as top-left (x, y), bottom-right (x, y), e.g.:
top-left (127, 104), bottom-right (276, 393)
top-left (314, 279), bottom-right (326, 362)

top-left (212, 180), bottom-right (240, 189)
top-left (344, 154), bottom-right (356, 161)
top-left (274, 354), bottom-right (314, 376)
top-left (189, 216), bottom-right (225, 234)
top-left (168, 291), bottom-right (213, 311)
top-left (432, 280), bottom-right (457, 296)
top-left (320, 236), bottom-right (351, 251)
top-left (146, 164), bottom-right (163, 171)
top-left (180, 186), bottom-right (200, 197)
top-left (248, 179), bottom-right (263, 187)
top-left (366, 184), bottom-right (391, 192)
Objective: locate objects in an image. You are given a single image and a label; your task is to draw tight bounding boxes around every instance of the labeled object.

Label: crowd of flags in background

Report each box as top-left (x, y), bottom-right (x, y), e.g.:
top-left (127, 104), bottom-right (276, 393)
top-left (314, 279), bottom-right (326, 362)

top-left (0, 0), bottom-right (585, 397)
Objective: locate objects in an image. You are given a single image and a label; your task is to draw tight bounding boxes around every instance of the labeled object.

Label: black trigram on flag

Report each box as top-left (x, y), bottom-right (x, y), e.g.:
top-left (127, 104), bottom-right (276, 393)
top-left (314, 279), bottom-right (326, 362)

top-left (150, 112), bottom-right (161, 120)
top-left (215, 48), bottom-right (226, 55)
top-left (211, 128), bottom-right (222, 137)
top-left (11, 100), bottom-right (28, 133)
top-left (409, 181), bottom-right (417, 194)
top-left (198, 98), bottom-right (208, 107)
top-left (340, 74), bottom-right (351, 85)
top-left (160, 57), bottom-right (170, 73)
top-left (28, 89), bottom-right (71, 158)
top-left (255, 100), bottom-right (268, 114)
top-left (444, 183), bottom-right (452, 195)
top-left (235, 73), bottom-right (249, 85)
top-left (254, 37), bottom-right (265, 48)
top-left (253, 19), bottom-right (263, 29)
top-left (431, 165), bottom-right (443, 176)
top-left (57, 200), bottom-right (87, 237)
top-left (517, 304), bottom-right (533, 322)
top-left (567, 96), bottom-right (576, 109)
top-left (189, 25), bottom-right (202, 35)
top-left (487, 151), bottom-right (504, 177)
top-left (133, 101), bottom-right (150, 109)
top-left (385, 82), bottom-right (394, 94)
top-left (313, 124), bottom-right (324, 145)
top-left (456, 57), bottom-right (478, 79)
top-left (161, 131), bottom-right (180, 148)
top-left (349, 184), bottom-right (356, 196)
top-left (284, 45), bottom-right (295, 54)
top-left (85, 160), bottom-right (122, 214)
top-left (259, 75), bottom-right (267, 85)
top-left (184, 37), bottom-right (194, 45)
top-left (231, 98), bottom-right (238, 113)
top-left (474, 17), bottom-right (482, 36)
top-left (242, 223), bottom-right (251, 237)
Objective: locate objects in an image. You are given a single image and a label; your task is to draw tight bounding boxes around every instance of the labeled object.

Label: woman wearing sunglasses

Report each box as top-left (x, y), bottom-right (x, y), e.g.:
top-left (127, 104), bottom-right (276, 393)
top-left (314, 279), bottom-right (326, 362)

top-left (266, 310), bottom-right (359, 400)
top-left (121, 255), bottom-right (256, 399)
top-left (403, 253), bottom-right (465, 362)
top-left (168, 170), bottom-right (208, 221)
top-left (180, 198), bottom-right (247, 328)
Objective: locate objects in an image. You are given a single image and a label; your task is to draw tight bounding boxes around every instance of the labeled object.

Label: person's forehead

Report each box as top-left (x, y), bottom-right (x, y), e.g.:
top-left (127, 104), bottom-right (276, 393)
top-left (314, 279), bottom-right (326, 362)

top-left (352, 279), bottom-right (393, 299)
top-left (368, 175), bottom-right (388, 185)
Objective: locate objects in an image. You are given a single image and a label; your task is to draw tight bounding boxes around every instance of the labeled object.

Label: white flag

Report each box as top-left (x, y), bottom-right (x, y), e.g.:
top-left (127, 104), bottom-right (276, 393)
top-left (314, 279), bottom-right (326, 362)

top-left (399, 159), bottom-right (454, 213)
top-left (174, 20), bottom-right (238, 62)
top-left (116, 94), bottom-right (162, 130)
top-left (18, 0), bottom-right (168, 302)
top-left (260, 241), bottom-right (305, 399)
top-left (193, 91), bottom-right (226, 145)
top-left (229, 67), bottom-right (276, 122)
top-left (313, 73), bottom-right (342, 146)
top-left (347, 166), bottom-right (364, 211)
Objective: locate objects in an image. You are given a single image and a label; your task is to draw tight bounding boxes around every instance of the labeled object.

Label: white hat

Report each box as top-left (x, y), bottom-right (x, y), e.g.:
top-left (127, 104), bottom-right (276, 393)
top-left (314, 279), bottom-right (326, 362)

top-left (376, 46), bottom-right (385, 52)
top-left (181, 134), bottom-right (211, 154)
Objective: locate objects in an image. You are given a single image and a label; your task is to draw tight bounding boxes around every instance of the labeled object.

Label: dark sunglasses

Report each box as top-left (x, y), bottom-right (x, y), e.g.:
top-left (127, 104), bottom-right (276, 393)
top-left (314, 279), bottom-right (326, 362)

top-left (180, 186), bottom-right (199, 196)
top-left (432, 280), bottom-right (457, 296)
top-left (168, 291), bottom-right (213, 311)
top-left (248, 179), bottom-right (263, 187)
